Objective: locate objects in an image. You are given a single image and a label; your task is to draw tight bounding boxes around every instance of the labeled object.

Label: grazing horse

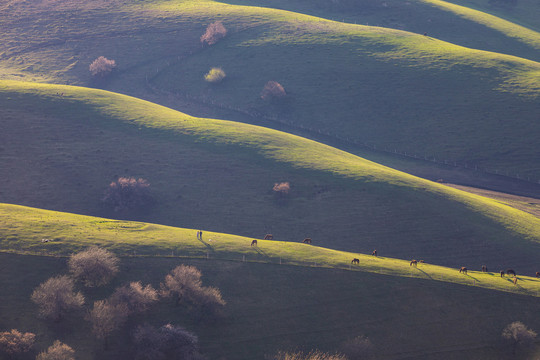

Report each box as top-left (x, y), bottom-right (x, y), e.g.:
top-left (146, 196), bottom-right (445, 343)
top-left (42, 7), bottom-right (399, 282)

top-left (536, 272), bottom-right (540, 278)
top-left (251, 240), bottom-right (257, 247)
top-left (500, 270), bottom-right (505, 277)
top-left (303, 238), bottom-right (312, 244)
top-left (351, 258), bottom-right (360, 265)
top-left (264, 234), bottom-right (273, 240)
top-left (371, 250), bottom-right (377, 256)
top-left (513, 276), bottom-right (518, 285)
top-left (507, 269), bottom-right (516, 276)
top-left (419, 260), bottom-right (425, 264)
top-left (481, 265), bottom-right (488, 273)
top-left (410, 260), bottom-right (418, 267)
top-left (459, 267), bottom-right (467, 274)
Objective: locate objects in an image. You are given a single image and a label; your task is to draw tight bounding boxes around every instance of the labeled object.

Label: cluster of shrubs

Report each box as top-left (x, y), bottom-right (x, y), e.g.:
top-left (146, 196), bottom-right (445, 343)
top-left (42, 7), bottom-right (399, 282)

top-left (1, 247), bottom-right (225, 359)
top-left (102, 176), bottom-right (153, 212)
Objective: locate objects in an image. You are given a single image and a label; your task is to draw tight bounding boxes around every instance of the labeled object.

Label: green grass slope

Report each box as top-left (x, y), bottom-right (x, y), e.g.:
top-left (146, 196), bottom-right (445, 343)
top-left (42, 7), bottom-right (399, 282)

top-left (1, 80), bottom-right (540, 273)
top-left (1, 0), bottom-right (540, 179)
top-left (1, 240), bottom-right (540, 359)
top-left (2, 203), bottom-right (540, 296)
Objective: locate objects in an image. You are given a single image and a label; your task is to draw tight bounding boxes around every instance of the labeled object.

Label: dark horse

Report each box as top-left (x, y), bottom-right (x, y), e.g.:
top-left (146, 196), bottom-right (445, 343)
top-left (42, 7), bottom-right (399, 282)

top-left (507, 269), bottom-right (516, 276)
top-left (536, 272), bottom-right (540, 278)
top-left (459, 267), bottom-right (467, 274)
top-left (264, 234), bottom-right (273, 240)
top-left (303, 238), bottom-right (312, 244)
top-left (251, 240), bottom-right (258, 247)
top-left (371, 250), bottom-right (377, 256)
top-left (500, 270), bottom-right (505, 277)
top-left (351, 258), bottom-right (360, 265)
top-left (410, 260), bottom-right (418, 267)
top-left (481, 265), bottom-right (488, 273)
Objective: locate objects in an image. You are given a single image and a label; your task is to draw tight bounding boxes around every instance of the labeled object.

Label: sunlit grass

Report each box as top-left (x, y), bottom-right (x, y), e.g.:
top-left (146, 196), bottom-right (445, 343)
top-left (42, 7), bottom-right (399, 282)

top-left (1, 203), bottom-right (539, 297)
top-left (1, 79), bottom-right (540, 243)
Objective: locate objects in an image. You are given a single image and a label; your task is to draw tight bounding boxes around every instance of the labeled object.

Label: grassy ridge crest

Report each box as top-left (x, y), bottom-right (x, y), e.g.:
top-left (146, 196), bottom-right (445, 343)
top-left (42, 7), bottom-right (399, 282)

top-left (2, 203), bottom-right (540, 297)
top-left (2, 79), bottom-right (540, 244)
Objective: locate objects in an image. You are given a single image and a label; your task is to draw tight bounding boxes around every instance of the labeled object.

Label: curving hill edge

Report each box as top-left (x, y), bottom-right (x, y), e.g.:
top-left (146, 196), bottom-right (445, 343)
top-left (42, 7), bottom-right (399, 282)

top-left (2, 80), bottom-right (540, 245)
top-left (1, 203), bottom-right (539, 297)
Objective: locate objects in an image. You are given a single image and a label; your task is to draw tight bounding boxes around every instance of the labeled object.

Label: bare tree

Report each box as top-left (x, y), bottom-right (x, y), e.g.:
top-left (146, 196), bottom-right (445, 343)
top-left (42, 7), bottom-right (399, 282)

top-left (36, 340), bottom-right (75, 360)
top-left (132, 323), bottom-right (201, 360)
top-left (261, 81), bottom-right (286, 100)
top-left (0, 329), bottom-right (35, 356)
top-left (68, 246), bottom-right (120, 287)
top-left (109, 281), bottom-right (158, 314)
top-left (102, 177), bottom-right (152, 212)
top-left (160, 265), bottom-right (226, 317)
top-left (89, 56), bottom-right (116, 77)
top-left (160, 265), bottom-right (203, 306)
top-left (200, 21), bottom-right (227, 45)
top-left (87, 300), bottom-right (129, 347)
top-left (31, 276), bottom-right (85, 321)
top-left (502, 321), bottom-right (537, 355)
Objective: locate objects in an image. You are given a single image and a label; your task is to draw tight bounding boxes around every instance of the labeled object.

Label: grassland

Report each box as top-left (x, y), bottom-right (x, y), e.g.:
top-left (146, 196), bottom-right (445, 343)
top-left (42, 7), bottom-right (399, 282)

top-left (1, 0), bottom-right (540, 179)
top-left (1, 79), bottom-right (540, 274)
top-left (1, 252), bottom-right (539, 360)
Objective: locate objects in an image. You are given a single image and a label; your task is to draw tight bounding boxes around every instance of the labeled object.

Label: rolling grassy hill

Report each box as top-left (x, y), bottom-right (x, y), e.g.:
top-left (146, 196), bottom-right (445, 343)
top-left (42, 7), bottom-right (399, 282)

top-left (1, 0), bottom-right (540, 180)
top-left (1, 207), bottom-right (540, 359)
top-left (1, 80), bottom-right (540, 274)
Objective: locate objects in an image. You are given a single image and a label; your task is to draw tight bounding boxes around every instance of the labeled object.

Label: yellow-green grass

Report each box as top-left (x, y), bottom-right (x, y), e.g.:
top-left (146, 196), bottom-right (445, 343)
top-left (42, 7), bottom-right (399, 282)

top-left (2, 0), bottom-right (540, 178)
top-left (417, 0), bottom-right (540, 51)
top-left (2, 203), bottom-right (540, 298)
top-left (2, 79), bottom-right (540, 274)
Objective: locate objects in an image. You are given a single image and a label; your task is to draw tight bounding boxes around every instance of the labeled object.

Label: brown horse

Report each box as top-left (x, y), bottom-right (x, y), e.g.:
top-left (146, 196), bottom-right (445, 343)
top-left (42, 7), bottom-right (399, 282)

top-left (459, 267), bottom-right (467, 274)
top-left (410, 260), bottom-right (418, 267)
top-left (513, 276), bottom-right (518, 285)
top-left (500, 270), bottom-right (505, 277)
top-left (264, 234), bottom-right (273, 240)
top-left (303, 238), bottom-right (312, 244)
top-left (419, 260), bottom-right (425, 264)
top-left (351, 258), bottom-right (360, 264)
top-left (371, 250), bottom-right (377, 256)
top-left (481, 265), bottom-right (488, 272)
top-left (536, 272), bottom-right (540, 278)
top-left (507, 269), bottom-right (516, 276)
top-left (251, 240), bottom-right (258, 247)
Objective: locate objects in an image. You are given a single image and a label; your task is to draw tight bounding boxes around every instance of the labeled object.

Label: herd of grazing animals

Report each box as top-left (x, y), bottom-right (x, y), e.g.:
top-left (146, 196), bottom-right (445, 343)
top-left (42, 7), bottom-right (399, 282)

top-left (218, 232), bottom-right (540, 281)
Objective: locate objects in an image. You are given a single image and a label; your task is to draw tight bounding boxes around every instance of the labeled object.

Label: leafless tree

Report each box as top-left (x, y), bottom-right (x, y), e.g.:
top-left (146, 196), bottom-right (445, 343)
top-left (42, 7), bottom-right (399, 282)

top-left (31, 276), bottom-right (85, 321)
top-left (200, 21), bottom-right (227, 45)
top-left (87, 300), bottom-right (129, 347)
top-left (68, 246), bottom-right (120, 287)
top-left (261, 81), bottom-right (286, 100)
top-left (160, 265), bottom-right (226, 317)
top-left (36, 340), bottom-right (75, 360)
top-left (109, 281), bottom-right (158, 314)
top-left (0, 329), bottom-right (35, 356)
top-left (102, 177), bottom-right (152, 212)
top-left (273, 182), bottom-right (290, 195)
top-left (89, 56), bottom-right (116, 77)
top-left (132, 323), bottom-right (201, 360)
top-left (502, 321), bottom-right (537, 355)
